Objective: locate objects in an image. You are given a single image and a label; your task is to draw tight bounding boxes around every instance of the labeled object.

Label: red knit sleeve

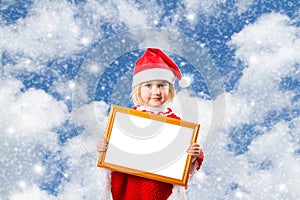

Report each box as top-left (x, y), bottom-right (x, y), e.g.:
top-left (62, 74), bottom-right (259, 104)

top-left (195, 149), bottom-right (204, 170)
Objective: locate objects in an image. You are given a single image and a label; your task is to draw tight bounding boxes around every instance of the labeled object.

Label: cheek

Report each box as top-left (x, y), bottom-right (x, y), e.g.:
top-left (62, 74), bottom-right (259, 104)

top-left (162, 91), bottom-right (170, 99)
top-left (140, 89), bottom-right (150, 99)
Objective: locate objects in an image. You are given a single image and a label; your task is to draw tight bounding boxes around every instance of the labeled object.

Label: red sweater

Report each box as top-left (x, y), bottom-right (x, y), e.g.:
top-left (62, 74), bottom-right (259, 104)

top-left (110, 107), bottom-right (204, 200)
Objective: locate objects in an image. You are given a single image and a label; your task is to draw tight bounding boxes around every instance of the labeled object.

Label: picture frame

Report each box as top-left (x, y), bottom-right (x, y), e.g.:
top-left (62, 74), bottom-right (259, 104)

top-left (97, 105), bottom-right (200, 186)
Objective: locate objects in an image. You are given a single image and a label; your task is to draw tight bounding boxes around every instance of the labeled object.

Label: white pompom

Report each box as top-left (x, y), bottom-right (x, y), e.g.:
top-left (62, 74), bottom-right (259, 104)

top-left (178, 77), bottom-right (190, 88)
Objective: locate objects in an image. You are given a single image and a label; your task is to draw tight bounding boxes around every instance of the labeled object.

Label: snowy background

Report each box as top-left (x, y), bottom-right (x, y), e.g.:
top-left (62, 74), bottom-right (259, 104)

top-left (1, 0), bottom-right (300, 199)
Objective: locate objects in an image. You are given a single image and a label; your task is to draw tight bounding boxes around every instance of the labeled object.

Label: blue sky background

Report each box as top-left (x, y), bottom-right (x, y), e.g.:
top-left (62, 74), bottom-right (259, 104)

top-left (0, 0), bottom-right (299, 199)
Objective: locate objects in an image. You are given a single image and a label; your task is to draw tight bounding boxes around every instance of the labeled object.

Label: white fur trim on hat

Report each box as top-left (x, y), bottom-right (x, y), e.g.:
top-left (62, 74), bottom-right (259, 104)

top-left (132, 68), bottom-right (175, 87)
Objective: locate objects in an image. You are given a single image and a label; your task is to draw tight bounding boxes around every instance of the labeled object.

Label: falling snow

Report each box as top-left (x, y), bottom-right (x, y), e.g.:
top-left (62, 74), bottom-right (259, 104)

top-left (0, 0), bottom-right (299, 200)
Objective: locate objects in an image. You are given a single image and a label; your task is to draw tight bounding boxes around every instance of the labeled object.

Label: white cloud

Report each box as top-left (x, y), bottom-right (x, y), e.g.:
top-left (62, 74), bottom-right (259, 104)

top-left (10, 185), bottom-right (55, 200)
top-left (1, 1), bottom-right (300, 199)
top-left (234, 0), bottom-right (254, 15)
top-left (225, 13), bottom-right (300, 127)
top-left (72, 101), bottom-right (109, 158)
top-left (183, 0), bottom-right (225, 15)
top-left (0, 0), bottom-right (14, 11)
top-left (81, 0), bottom-right (164, 31)
top-left (0, 77), bottom-right (108, 199)
top-left (172, 90), bottom-right (214, 148)
top-left (237, 119), bottom-right (300, 199)
top-left (45, 101), bottom-right (110, 200)
top-left (187, 13), bottom-right (300, 199)
top-left (0, 0), bottom-right (172, 76)
top-left (0, 0), bottom-right (96, 61)
top-left (0, 78), bottom-right (68, 198)
top-left (187, 118), bottom-right (300, 199)
top-left (229, 13), bottom-right (299, 67)
top-left (182, 0), bottom-right (254, 22)
top-left (5, 98), bottom-right (109, 200)
top-left (0, 79), bottom-right (68, 137)
top-left (187, 132), bottom-right (243, 199)
top-left (115, 0), bottom-right (147, 27)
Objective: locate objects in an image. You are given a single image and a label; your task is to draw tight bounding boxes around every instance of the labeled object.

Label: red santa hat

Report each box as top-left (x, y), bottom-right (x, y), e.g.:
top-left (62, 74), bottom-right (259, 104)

top-left (132, 48), bottom-right (190, 88)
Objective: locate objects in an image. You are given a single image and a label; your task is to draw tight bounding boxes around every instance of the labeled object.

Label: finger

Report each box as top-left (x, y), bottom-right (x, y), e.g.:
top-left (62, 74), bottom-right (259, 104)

top-left (97, 143), bottom-right (107, 150)
top-left (100, 138), bottom-right (108, 144)
top-left (97, 139), bottom-right (109, 152)
top-left (192, 149), bottom-right (201, 156)
top-left (101, 142), bottom-right (109, 148)
top-left (187, 147), bottom-right (199, 153)
top-left (98, 138), bottom-right (108, 146)
top-left (187, 143), bottom-right (198, 149)
top-left (98, 146), bottom-right (108, 152)
top-left (190, 143), bottom-right (200, 149)
top-left (187, 150), bottom-right (198, 156)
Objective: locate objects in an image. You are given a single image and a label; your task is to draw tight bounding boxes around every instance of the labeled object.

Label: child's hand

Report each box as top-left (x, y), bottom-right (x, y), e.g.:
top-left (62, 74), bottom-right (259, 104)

top-left (97, 138), bottom-right (108, 153)
top-left (187, 143), bottom-right (202, 161)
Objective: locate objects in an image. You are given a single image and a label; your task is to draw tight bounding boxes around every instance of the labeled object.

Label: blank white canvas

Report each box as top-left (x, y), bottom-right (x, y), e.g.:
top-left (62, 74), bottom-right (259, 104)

top-left (104, 112), bottom-right (193, 180)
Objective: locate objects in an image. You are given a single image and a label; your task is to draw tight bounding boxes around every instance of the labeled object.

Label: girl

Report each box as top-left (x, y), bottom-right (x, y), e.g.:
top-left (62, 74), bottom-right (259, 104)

top-left (97, 48), bottom-right (204, 200)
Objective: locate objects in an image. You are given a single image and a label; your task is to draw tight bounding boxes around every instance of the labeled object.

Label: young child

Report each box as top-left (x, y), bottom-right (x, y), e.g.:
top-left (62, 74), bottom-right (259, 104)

top-left (97, 48), bottom-right (204, 200)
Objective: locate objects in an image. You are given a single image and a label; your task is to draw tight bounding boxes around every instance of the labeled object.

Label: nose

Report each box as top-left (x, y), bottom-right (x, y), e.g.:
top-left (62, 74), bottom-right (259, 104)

top-left (152, 85), bottom-right (160, 94)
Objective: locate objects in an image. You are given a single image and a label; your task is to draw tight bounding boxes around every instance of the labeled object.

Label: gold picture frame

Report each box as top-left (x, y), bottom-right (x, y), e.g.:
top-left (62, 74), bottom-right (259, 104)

top-left (97, 105), bottom-right (200, 186)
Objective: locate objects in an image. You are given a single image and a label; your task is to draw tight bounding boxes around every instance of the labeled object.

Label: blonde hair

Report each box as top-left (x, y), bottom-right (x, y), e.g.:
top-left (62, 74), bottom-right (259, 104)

top-left (131, 82), bottom-right (175, 106)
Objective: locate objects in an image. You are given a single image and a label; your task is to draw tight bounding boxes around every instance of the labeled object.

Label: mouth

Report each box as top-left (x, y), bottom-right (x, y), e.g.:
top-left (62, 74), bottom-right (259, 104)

top-left (151, 97), bottom-right (161, 101)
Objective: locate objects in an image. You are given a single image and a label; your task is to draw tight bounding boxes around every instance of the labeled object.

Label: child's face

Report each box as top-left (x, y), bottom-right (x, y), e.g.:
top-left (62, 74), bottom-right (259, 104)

top-left (140, 80), bottom-right (170, 107)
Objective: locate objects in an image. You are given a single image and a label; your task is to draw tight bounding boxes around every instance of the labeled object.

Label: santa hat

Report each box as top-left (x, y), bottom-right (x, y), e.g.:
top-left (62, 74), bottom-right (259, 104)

top-left (132, 48), bottom-right (189, 88)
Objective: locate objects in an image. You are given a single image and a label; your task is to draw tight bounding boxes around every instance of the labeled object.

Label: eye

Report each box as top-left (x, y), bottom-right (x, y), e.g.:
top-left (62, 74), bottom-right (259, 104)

top-left (143, 84), bottom-right (152, 88)
top-left (158, 83), bottom-right (168, 88)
